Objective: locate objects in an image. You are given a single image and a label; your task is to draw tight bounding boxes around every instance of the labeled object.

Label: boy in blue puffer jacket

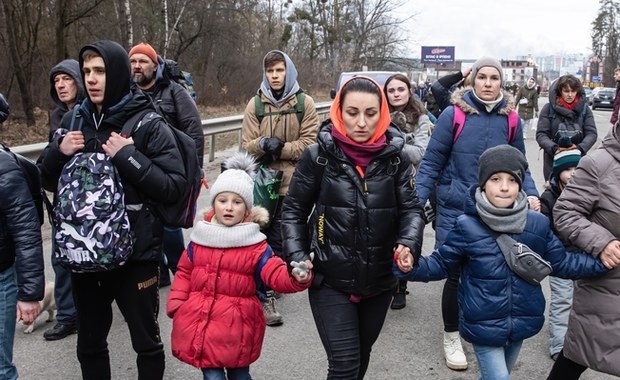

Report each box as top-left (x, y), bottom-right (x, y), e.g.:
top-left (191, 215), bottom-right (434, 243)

top-left (393, 145), bottom-right (612, 380)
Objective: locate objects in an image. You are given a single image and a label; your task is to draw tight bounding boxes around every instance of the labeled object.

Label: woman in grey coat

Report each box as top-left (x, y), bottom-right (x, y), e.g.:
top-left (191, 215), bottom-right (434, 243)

top-left (547, 122), bottom-right (620, 379)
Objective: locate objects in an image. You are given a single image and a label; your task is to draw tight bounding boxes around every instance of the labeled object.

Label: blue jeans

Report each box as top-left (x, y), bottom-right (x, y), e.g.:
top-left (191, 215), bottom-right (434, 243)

top-left (308, 285), bottom-right (392, 379)
top-left (548, 276), bottom-right (573, 357)
top-left (202, 367), bottom-right (251, 380)
top-left (473, 340), bottom-right (523, 380)
top-left (0, 264), bottom-right (18, 380)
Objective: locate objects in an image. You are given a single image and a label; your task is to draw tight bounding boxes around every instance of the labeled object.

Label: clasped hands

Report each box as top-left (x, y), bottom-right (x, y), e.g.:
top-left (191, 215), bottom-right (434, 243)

top-left (600, 240), bottom-right (620, 270)
top-left (290, 260), bottom-right (313, 284)
top-left (59, 130), bottom-right (133, 157)
top-left (393, 244), bottom-right (414, 273)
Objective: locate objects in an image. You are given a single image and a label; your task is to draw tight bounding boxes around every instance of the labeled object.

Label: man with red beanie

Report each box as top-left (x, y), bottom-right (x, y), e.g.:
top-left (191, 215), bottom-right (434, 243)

top-left (129, 42), bottom-right (203, 287)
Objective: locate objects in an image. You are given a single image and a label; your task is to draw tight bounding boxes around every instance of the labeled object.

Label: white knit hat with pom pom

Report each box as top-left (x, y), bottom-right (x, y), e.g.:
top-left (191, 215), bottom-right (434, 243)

top-left (208, 152), bottom-right (257, 208)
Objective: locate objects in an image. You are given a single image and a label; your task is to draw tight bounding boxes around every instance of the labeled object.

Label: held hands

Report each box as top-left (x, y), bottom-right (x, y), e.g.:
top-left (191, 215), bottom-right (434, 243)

top-left (16, 300), bottom-right (41, 325)
top-left (599, 240), bottom-right (620, 269)
top-left (393, 244), bottom-right (414, 273)
top-left (291, 260), bottom-right (314, 284)
top-left (59, 131), bottom-right (85, 156)
top-left (102, 132), bottom-right (133, 158)
top-left (555, 144), bottom-right (577, 155)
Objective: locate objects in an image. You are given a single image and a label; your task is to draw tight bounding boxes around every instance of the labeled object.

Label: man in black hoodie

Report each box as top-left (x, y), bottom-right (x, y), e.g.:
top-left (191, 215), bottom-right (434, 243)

top-left (42, 59), bottom-right (85, 341)
top-left (39, 40), bottom-right (186, 380)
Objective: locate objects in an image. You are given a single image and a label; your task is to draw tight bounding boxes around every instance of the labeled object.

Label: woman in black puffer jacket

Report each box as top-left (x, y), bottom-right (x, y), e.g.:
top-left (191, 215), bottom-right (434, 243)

top-left (281, 77), bottom-right (425, 379)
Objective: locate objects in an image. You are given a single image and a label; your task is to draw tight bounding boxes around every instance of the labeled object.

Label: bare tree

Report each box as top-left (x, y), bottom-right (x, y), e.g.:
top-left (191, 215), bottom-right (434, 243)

top-left (592, 0), bottom-right (620, 85)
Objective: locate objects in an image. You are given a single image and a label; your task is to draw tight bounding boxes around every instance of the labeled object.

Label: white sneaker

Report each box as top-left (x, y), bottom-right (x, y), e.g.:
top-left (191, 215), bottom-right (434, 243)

top-left (443, 331), bottom-right (468, 370)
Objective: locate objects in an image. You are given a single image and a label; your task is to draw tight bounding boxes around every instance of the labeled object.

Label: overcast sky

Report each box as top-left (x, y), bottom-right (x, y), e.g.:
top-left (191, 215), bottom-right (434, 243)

top-left (397, 1), bottom-right (600, 60)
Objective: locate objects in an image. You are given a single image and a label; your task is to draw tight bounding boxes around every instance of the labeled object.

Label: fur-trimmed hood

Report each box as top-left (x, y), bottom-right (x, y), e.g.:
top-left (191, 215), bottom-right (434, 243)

top-left (451, 86), bottom-right (516, 116)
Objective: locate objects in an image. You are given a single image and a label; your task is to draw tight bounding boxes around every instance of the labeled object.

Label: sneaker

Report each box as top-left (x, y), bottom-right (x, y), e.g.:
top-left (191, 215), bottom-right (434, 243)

top-left (443, 331), bottom-right (468, 370)
top-left (262, 296), bottom-right (283, 326)
top-left (44, 323), bottom-right (77, 341)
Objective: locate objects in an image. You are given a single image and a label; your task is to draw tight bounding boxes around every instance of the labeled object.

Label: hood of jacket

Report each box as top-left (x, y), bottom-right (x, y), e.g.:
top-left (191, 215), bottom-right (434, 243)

top-left (79, 40), bottom-right (131, 115)
top-left (49, 59), bottom-right (86, 111)
top-left (451, 86), bottom-right (515, 116)
top-left (259, 50), bottom-right (301, 107)
top-left (601, 120), bottom-right (620, 162)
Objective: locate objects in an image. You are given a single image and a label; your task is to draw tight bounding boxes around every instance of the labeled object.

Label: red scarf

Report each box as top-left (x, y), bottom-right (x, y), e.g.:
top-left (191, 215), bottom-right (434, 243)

top-left (332, 128), bottom-right (386, 177)
top-left (557, 95), bottom-right (579, 110)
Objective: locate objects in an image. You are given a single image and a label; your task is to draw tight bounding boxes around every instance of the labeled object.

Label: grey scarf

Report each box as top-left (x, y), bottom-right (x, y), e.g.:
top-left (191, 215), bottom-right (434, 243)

top-left (475, 187), bottom-right (528, 233)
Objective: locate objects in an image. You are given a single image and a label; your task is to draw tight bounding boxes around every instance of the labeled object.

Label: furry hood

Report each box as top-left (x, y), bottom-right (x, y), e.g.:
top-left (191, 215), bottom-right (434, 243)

top-left (200, 205), bottom-right (270, 228)
top-left (451, 86), bottom-right (516, 116)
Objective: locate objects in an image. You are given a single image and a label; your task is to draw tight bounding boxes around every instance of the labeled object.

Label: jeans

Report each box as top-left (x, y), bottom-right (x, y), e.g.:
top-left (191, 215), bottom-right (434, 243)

top-left (160, 226), bottom-right (185, 281)
top-left (52, 253), bottom-right (77, 325)
top-left (202, 367), bottom-right (252, 380)
top-left (548, 276), bottom-right (573, 357)
top-left (309, 284), bottom-right (392, 379)
top-left (72, 261), bottom-right (164, 380)
top-left (0, 264), bottom-right (17, 380)
top-left (473, 340), bottom-right (523, 380)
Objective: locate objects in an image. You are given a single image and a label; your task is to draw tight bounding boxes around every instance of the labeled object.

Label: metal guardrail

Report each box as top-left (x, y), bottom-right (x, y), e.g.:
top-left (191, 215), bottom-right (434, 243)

top-left (12, 102), bottom-right (332, 162)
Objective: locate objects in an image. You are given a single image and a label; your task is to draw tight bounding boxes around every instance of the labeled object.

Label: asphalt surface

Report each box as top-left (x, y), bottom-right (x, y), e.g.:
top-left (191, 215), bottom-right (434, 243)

top-left (13, 99), bottom-right (619, 379)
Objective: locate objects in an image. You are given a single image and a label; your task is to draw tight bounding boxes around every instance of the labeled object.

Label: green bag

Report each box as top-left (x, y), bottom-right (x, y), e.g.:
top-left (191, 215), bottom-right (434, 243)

top-left (253, 165), bottom-right (283, 226)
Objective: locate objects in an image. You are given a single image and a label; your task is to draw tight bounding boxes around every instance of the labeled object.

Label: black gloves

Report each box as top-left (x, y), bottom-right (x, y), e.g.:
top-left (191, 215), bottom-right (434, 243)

top-left (260, 137), bottom-right (284, 163)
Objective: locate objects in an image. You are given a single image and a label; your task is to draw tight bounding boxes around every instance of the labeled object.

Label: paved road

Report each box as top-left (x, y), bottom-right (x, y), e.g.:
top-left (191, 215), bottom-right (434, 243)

top-left (13, 101), bottom-right (619, 379)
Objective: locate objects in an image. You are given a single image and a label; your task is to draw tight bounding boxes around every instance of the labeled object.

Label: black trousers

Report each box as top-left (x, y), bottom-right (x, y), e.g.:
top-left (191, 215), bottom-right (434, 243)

top-left (546, 350), bottom-right (587, 380)
top-left (441, 273), bottom-right (460, 332)
top-left (72, 261), bottom-right (164, 380)
top-left (309, 284), bottom-right (392, 380)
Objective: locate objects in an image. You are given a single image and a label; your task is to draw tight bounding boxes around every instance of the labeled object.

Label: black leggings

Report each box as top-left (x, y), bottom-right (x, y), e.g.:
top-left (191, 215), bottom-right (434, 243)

top-left (441, 273), bottom-right (460, 332)
top-left (309, 285), bottom-right (392, 380)
top-left (546, 350), bottom-right (587, 380)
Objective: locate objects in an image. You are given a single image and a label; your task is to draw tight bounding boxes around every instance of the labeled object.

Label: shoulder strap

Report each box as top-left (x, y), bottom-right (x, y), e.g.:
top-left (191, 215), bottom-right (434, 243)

top-left (186, 242), bottom-right (194, 262)
top-left (295, 92), bottom-right (305, 125)
top-left (580, 102), bottom-right (587, 125)
top-left (507, 110), bottom-right (519, 143)
top-left (452, 106), bottom-right (466, 142)
top-left (254, 246), bottom-right (273, 301)
top-left (69, 106), bottom-right (83, 131)
top-left (254, 95), bottom-right (265, 124)
top-left (120, 110), bottom-right (162, 138)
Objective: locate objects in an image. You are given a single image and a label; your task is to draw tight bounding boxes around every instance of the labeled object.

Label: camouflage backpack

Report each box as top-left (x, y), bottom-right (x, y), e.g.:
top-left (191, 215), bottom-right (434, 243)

top-left (53, 151), bottom-right (134, 272)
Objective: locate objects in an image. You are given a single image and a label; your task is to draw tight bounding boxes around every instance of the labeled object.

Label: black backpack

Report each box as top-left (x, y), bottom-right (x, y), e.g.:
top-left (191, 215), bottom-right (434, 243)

top-left (0, 143), bottom-right (47, 225)
top-left (164, 59), bottom-right (197, 103)
top-left (121, 111), bottom-right (204, 229)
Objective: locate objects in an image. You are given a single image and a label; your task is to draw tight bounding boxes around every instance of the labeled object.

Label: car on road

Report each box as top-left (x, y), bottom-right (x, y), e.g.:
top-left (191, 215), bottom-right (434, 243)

top-left (330, 71), bottom-right (405, 99)
top-left (591, 87), bottom-right (616, 110)
top-left (583, 87), bottom-right (593, 104)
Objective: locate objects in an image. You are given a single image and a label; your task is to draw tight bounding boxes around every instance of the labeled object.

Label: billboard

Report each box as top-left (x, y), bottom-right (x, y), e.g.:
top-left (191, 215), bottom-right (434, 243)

top-left (421, 46), bottom-right (455, 64)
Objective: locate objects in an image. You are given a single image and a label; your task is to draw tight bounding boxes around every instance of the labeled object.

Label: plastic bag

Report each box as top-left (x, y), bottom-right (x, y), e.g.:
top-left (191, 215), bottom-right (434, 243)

top-left (253, 165), bottom-right (283, 226)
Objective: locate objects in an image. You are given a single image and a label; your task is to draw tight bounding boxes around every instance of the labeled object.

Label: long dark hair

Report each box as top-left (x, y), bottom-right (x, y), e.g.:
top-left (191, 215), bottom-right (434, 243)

top-left (383, 73), bottom-right (427, 126)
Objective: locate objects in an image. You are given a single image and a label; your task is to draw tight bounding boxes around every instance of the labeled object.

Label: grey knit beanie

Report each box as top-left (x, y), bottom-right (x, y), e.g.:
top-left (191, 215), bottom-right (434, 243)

top-left (478, 145), bottom-right (528, 190)
top-left (471, 56), bottom-right (504, 84)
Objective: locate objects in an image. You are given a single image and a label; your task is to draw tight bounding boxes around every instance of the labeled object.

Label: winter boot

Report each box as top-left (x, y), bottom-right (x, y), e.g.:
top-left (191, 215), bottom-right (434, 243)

top-left (262, 291), bottom-right (283, 326)
top-left (390, 280), bottom-right (409, 310)
top-left (443, 331), bottom-right (468, 370)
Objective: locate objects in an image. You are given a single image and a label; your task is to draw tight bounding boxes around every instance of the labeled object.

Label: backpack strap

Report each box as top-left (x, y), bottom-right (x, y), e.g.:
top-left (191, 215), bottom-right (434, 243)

top-left (254, 91), bottom-right (305, 126)
top-left (186, 242), bottom-right (195, 262)
top-left (254, 246), bottom-right (273, 302)
top-left (507, 110), bottom-right (519, 143)
top-left (69, 106), bottom-right (84, 132)
top-left (451, 106), bottom-right (466, 142)
top-left (120, 111), bottom-right (162, 138)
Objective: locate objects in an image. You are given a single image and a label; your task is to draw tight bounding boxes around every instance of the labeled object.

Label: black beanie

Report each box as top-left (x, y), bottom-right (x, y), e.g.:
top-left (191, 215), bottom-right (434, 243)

top-left (478, 145), bottom-right (528, 190)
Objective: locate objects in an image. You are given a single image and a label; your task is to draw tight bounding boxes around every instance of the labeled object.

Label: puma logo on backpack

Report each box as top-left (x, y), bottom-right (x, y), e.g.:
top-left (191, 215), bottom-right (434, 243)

top-left (53, 151), bottom-right (134, 272)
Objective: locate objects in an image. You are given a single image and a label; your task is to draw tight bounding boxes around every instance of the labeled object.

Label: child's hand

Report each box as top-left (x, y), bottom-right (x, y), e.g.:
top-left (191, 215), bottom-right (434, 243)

top-left (291, 260), bottom-right (313, 283)
top-left (527, 196), bottom-right (541, 212)
top-left (600, 240), bottom-right (620, 269)
top-left (393, 244), bottom-right (414, 272)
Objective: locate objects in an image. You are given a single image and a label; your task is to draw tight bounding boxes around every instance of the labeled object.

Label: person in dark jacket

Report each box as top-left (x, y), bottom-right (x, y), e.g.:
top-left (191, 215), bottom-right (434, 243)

top-left (514, 77), bottom-right (539, 139)
top-left (281, 76), bottom-right (425, 379)
top-left (415, 56), bottom-right (540, 371)
top-left (539, 149), bottom-right (582, 361)
top-left (610, 67), bottom-right (620, 126)
top-left (129, 42), bottom-right (204, 288)
top-left (0, 93), bottom-right (45, 380)
top-left (535, 74), bottom-right (597, 181)
top-left (39, 40), bottom-right (187, 380)
top-left (395, 145), bottom-right (610, 380)
top-left (41, 59), bottom-right (85, 342)
top-left (431, 66), bottom-right (472, 112)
